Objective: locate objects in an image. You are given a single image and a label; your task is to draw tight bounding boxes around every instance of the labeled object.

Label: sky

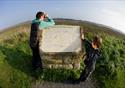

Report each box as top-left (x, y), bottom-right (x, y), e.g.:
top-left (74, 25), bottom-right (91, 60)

top-left (0, 0), bottom-right (125, 34)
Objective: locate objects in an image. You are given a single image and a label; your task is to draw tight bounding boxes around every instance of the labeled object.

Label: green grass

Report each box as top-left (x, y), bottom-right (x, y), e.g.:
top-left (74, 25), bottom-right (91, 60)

top-left (0, 32), bottom-right (82, 88)
top-left (0, 34), bottom-right (32, 88)
top-left (94, 35), bottom-right (125, 88)
top-left (0, 19), bottom-right (125, 88)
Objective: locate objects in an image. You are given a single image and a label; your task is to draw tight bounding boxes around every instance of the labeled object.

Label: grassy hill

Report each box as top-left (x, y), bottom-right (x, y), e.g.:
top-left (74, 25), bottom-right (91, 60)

top-left (0, 18), bottom-right (125, 88)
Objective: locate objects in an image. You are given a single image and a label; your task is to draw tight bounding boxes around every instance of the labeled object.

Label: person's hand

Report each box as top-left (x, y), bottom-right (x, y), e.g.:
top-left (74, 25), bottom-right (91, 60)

top-left (81, 34), bottom-right (84, 40)
top-left (44, 13), bottom-right (48, 18)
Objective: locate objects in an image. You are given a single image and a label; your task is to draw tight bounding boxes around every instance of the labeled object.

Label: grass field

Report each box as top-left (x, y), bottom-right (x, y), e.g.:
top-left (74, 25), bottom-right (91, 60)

top-left (0, 19), bottom-right (125, 88)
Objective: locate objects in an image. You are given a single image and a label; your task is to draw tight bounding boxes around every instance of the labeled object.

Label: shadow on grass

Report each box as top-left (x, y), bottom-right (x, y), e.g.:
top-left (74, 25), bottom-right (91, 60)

top-left (0, 44), bottom-right (80, 84)
top-left (0, 45), bottom-right (43, 79)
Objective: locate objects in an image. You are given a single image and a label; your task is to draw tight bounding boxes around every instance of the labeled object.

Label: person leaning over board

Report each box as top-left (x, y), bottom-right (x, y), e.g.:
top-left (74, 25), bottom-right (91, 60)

top-left (73, 34), bottom-right (102, 84)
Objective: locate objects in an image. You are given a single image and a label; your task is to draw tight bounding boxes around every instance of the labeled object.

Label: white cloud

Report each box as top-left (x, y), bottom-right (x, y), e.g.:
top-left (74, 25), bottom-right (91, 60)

top-left (100, 9), bottom-right (125, 34)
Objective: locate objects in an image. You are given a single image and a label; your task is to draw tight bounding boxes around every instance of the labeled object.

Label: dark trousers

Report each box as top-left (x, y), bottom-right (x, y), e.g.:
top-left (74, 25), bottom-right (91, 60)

top-left (79, 59), bottom-right (96, 81)
top-left (31, 42), bottom-right (42, 70)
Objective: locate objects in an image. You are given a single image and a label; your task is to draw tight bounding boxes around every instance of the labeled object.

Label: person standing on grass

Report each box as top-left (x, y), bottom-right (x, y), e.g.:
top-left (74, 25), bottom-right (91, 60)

top-left (29, 11), bottom-right (55, 71)
top-left (73, 34), bottom-right (102, 83)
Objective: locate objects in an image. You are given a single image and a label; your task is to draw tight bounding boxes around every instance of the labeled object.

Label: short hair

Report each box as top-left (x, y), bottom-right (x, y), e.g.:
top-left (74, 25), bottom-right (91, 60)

top-left (36, 12), bottom-right (44, 19)
top-left (93, 35), bottom-right (102, 48)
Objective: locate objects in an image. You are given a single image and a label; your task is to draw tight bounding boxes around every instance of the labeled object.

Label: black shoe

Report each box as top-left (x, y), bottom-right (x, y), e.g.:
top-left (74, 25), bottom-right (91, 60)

top-left (67, 76), bottom-right (80, 84)
top-left (32, 67), bottom-right (37, 71)
top-left (32, 64), bottom-right (39, 71)
top-left (69, 78), bottom-right (80, 84)
top-left (40, 66), bottom-right (43, 70)
top-left (80, 77), bottom-right (86, 82)
top-left (73, 79), bottom-right (81, 84)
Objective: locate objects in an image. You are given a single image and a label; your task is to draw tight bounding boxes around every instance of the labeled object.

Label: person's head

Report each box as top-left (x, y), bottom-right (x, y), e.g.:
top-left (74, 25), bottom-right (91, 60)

top-left (92, 35), bottom-right (102, 49)
top-left (36, 11), bottom-right (45, 20)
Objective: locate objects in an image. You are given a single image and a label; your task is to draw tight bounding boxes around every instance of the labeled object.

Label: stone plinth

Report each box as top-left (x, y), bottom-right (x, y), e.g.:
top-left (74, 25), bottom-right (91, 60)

top-left (39, 25), bottom-right (83, 69)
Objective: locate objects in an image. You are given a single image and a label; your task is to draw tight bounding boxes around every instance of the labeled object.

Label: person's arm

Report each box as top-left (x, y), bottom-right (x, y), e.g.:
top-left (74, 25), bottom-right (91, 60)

top-left (83, 39), bottom-right (91, 47)
top-left (81, 34), bottom-right (91, 47)
top-left (81, 33), bottom-right (92, 53)
top-left (83, 39), bottom-right (92, 55)
top-left (39, 17), bottom-right (55, 29)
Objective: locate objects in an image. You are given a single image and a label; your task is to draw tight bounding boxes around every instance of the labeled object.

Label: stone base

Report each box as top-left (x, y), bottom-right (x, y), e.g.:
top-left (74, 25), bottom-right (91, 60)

top-left (40, 53), bottom-right (83, 69)
top-left (39, 25), bottom-right (83, 69)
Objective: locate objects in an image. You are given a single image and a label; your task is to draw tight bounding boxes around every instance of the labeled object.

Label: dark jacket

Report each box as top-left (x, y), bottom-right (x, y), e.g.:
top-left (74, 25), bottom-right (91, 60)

top-left (83, 39), bottom-right (101, 66)
top-left (29, 22), bottom-right (41, 48)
